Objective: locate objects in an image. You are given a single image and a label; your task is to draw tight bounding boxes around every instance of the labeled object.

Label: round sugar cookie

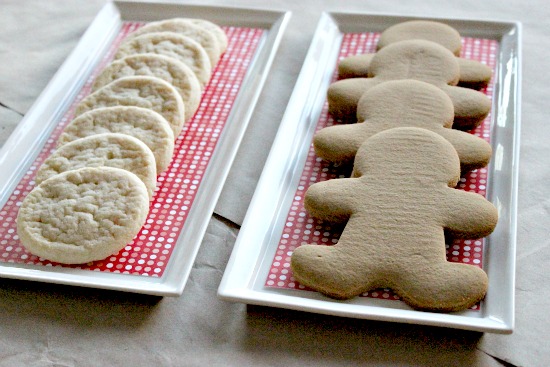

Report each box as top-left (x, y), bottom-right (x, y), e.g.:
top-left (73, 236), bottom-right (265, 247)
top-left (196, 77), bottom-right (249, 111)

top-left (185, 18), bottom-right (227, 53)
top-left (92, 54), bottom-right (201, 122)
top-left (36, 133), bottom-right (157, 199)
top-left (114, 32), bottom-right (212, 87)
top-left (125, 18), bottom-right (222, 66)
top-left (58, 106), bottom-right (174, 173)
top-left (75, 76), bottom-right (185, 137)
top-left (16, 167), bottom-right (149, 264)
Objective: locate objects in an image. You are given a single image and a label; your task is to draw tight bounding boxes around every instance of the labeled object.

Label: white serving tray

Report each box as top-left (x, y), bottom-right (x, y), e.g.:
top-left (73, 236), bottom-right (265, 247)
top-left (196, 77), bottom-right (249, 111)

top-left (0, 1), bottom-right (291, 296)
top-left (218, 11), bottom-right (521, 333)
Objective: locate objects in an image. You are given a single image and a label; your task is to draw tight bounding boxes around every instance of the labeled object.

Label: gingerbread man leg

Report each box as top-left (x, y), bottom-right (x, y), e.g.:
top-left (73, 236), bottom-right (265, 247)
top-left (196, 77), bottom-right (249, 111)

top-left (394, 260), bottom-right (489, 312)
top-left (292, 230), bottom-right (489, 311)
top-left (291, 220), bottom-right (384, 300)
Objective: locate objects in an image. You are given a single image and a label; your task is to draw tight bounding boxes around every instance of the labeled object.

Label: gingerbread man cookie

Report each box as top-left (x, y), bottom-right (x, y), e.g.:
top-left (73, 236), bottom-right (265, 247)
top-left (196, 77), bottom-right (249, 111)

top-left (338, 20), bottom-right (492, 89)
top-left (315, 80), bottom-right (492, 172)
top-left (327, 40), bottom-right (492, 130)
top-left (291, 127), bottom-right (498, 311)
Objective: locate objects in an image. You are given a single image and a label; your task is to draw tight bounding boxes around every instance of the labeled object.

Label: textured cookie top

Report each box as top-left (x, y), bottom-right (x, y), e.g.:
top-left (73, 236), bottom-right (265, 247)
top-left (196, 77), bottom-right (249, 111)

top-left (75, 76), bottom-right (185, 137)
top-left (355, 79), bottom-right (454, 127)
top-left (351, 127), bottom-right (461, 184)
top-left (377, 20), bottom-right (462, 56)
top-left (59, 106), bottom-right (174, 173)
top-left (124, 18), bottom-right (222, 66)
top-left (16, 167), bottom-right (149, 264)
top-left (115, 32), bottom-right (212, 87)
top-left (92, 54), bottom-right (201, 122)
top-left (36, 133), bottom-right (157, 199)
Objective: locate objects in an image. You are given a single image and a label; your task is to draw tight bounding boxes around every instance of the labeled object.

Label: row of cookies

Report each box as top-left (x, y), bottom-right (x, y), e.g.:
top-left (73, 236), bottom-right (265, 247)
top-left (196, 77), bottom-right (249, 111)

top-left (318, 20), bottom-right (494, 173)
top-left (16, 18), bottom-right (227, 265)
top-left (327, 20), bottom-right (492, 131)
top-left (290, 21), bottom-right (499, 312)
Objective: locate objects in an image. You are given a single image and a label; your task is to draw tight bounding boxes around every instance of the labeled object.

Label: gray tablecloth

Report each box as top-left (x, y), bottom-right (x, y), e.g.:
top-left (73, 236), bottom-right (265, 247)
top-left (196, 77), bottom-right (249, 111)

top-left (1, 0), bottom-right (548, 366)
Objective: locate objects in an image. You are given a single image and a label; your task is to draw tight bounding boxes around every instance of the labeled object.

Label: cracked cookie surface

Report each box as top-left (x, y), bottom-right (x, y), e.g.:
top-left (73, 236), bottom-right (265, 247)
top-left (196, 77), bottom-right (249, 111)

top-left (17, 167), bottom-right (149, 264)
top-left (92, 54), bottom-right (201, 122)
top-left (115, 32), bottom-right (212, 87)
top-left (59, 106), bottom-right (174, 173)
top-left (124, 18), bottom-right (223, 66)
top-left (75, 76), bottom-right (185, 136)
top-left (36, 133), bottom-right (157, 199)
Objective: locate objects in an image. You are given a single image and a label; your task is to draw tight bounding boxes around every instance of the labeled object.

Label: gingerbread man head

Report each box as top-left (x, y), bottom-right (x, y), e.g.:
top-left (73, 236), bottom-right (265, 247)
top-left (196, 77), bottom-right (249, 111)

top-left (327, 40), bottom-right (491, 130)
top-left (291, 127), bottom-right (498, 311)
top-left (315, 80), bottom-right (492, 172)
top-left (376, 20), bottom-right (462, 55)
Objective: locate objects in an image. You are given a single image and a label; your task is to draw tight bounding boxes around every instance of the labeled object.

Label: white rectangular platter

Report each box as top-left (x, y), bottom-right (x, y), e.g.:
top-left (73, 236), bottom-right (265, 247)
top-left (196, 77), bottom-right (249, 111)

top-left (218, 11), bottom-right (521, 333)
top-left (0, 1), bottom-right (291, 296)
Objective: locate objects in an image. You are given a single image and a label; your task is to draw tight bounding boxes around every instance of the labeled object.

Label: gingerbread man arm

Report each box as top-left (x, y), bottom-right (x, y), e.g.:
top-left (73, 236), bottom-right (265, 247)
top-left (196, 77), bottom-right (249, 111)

top-left (442, 189), bottom-right (498, 239)
top-left (337, 54), bottom-right (374, 79)
top-left (439, 85), bottom-right (491, 130)
top-left (313, 122), bottom-right (372, 163)
top-left (327, 78), bottom-right (375, 120)
top-left (438, 129), bottom-right (493, 172)
top-left (304, 178), bottom-right (359, 223)
top-left (456, 58), bottom-right (492, 89)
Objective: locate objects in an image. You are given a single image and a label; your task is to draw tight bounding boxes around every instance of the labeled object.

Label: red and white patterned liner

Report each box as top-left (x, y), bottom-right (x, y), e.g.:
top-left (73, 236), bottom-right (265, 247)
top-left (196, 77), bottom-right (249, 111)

top-left (0, 22), bottom-right (265, 277)
top-left (265, 32), bottom-right (499, 310)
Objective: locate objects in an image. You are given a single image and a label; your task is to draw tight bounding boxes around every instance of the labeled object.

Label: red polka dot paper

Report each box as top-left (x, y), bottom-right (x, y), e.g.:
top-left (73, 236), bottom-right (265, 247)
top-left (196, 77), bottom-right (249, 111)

top-left (0, 23), bottom-right (264, 276)
top-left (265, 32), bottom-right (498, 309)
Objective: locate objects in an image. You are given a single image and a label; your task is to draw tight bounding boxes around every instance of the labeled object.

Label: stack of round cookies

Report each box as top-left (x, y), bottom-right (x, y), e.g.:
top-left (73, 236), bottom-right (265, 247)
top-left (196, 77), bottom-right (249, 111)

top-left (16, 18), bottom-right (227, 265)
